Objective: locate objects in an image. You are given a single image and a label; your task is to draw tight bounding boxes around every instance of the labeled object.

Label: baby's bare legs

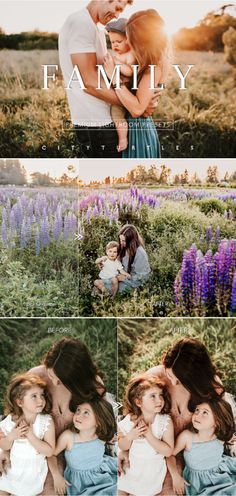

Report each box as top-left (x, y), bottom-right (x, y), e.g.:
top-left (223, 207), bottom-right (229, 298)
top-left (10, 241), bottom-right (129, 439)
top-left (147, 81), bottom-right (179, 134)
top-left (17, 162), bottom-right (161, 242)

top-left (111, 105), bottom-right (128, 151)
top-left (118, 492), bottom-right (129, 496)
top-left (94, 279), bottom-right (105, 293)
top-left (0, 491), bottom-right (11, 495)
top-left (111, 276), bottom-right (119, 297)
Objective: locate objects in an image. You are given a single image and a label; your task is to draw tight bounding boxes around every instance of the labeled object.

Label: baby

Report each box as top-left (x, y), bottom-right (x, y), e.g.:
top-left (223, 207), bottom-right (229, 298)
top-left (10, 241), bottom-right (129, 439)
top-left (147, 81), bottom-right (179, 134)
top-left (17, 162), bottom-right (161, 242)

top-left (105, 18), bottom-right (136, 152)
top-left (94, 241), bottom-right (130, 297)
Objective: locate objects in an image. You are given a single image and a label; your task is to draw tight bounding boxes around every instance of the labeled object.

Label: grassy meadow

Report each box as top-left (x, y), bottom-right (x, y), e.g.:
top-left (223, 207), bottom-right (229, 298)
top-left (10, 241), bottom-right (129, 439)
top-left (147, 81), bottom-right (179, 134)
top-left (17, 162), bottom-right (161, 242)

top-left (118, 318), bottom-right (236, 405)
top-left (79, 186), bottom-right (236, 317)
top-left (0, 318), bottom-right (117, 413)
top-left (0, 49), bottom-right (235, 157)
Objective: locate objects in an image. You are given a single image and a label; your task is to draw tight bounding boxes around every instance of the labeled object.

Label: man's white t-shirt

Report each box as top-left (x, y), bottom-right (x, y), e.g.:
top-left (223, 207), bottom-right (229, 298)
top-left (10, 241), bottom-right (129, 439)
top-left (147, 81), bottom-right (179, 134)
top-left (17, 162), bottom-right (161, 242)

top-left (99, 259), bottom-right (124, 279)
top-left (59, 8), bottom-right (112, 126)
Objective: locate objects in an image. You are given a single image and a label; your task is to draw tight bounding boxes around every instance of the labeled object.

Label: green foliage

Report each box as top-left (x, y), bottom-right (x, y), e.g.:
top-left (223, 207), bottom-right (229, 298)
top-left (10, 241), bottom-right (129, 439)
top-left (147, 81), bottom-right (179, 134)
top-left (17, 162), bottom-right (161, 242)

top-left (0, 319), bottom-right (117, 412)
top-left (0, 50), bottom-right (235, 158)
top-left (0, 240), bottom-right (79, 317)
top-left (0, 32), bottom-right (58, 50)
top-left (79, 200), bottom-right (236, 317)
top-left (118, 318), bottom-right (236, 404)
top-left (191, 198), bottom-right (226, 215)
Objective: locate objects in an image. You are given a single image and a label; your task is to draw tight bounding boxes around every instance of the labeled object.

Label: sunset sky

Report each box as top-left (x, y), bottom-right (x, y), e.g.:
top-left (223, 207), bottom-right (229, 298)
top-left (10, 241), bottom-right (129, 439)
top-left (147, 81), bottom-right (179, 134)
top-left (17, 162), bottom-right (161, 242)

top-left (1, 1), bottom-right (233, 36)
top-left (79, 159), bottom-right (236, 183)
top-left (19, 159), bottom-right (79, 181)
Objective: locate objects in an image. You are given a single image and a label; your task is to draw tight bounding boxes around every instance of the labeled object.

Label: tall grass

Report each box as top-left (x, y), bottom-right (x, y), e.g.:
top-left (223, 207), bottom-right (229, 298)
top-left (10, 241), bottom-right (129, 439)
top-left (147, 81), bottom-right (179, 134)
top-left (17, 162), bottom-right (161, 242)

top-left (0, 50), bottom-right (235, 157)
top-left (118, 318), bottom-right (236, 404)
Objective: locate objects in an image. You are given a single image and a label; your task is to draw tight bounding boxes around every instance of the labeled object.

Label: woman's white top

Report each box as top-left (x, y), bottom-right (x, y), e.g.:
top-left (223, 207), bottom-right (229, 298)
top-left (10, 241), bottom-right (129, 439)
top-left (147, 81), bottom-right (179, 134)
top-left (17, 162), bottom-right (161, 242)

top-left (0, 413), bottom-right (52, 496)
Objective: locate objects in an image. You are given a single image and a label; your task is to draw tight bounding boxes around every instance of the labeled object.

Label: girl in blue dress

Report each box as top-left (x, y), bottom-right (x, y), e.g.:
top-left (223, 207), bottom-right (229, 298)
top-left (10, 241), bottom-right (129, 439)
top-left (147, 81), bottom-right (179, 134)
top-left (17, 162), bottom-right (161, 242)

top-left (170, 398), bottom-right (236, 495)
top-left (50, 397), bottom-right (117, 496)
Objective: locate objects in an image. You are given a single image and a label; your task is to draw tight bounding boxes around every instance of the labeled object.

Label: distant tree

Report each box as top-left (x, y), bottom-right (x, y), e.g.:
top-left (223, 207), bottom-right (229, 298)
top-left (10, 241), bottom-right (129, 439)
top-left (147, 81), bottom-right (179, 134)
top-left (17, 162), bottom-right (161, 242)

top-left (173, 5), bottom-right (236, 52)
top-left (223, 27), bottom-right (236, 72)
top-left (173, 174), bottom-right (180, 185)
top-left (31, 172), bottom-right (54, 186)
top-left (191, 172), bottom-right (202, 185)
top-left (105, 176), bottom-right (111, 185)
top-left (0, 159), bottom-right (27, 185)
top-left (180, 169), bottom-right (189, 185)
top-left (159, 164), bottom-right (171, 185)
top-left (206, 165), bottom-right (219, 183)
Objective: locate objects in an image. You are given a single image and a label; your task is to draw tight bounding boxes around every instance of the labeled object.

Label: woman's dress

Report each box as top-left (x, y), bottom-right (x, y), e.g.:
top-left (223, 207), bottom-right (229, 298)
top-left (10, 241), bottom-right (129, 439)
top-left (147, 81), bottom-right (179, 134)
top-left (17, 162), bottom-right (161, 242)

top-left (122, 115), bottom-right (161, 158)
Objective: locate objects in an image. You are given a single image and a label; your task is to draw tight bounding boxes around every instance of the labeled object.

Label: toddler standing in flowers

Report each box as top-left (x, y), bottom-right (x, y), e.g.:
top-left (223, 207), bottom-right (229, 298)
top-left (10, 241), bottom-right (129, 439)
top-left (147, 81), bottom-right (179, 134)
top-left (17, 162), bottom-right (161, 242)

top-left (94, 241), bottom-right (130, 297)
top-left (118, 374), bottom-right (174, 496)
top-left (0, 373), bottom-right (55, 496)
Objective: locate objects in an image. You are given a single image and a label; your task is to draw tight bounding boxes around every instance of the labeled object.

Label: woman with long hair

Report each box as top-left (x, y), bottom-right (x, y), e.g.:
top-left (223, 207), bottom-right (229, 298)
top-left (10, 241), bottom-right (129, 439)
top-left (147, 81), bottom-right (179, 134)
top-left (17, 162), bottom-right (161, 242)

top-left (0, 338), bottom-right (107, 496)
top-left (104, 9), bottom-right (171, 158)
top-left (117, 224), bottom-right (151, 293)
top-left (119, 338), bottom-right (235, 495)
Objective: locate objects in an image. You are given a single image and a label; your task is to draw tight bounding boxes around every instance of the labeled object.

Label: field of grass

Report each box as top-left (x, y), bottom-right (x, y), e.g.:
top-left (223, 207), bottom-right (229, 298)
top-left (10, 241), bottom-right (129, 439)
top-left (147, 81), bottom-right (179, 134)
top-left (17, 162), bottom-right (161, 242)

top-left (0, 49), bottom-right (235, 157)
top-left (0, 186), bottom-right (79, 316)
top-left (79, 187), bottom-right (236, 317)
top-left (118, 318), bottom-right (236, 404)
top-left (0, 318), bottom-right (117, 413)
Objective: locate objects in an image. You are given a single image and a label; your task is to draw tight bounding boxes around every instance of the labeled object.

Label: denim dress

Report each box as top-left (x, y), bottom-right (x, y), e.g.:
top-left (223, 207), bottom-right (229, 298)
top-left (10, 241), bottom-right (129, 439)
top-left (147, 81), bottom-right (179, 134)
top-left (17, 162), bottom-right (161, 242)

top-left (183, 438), bottom-right (236, 495)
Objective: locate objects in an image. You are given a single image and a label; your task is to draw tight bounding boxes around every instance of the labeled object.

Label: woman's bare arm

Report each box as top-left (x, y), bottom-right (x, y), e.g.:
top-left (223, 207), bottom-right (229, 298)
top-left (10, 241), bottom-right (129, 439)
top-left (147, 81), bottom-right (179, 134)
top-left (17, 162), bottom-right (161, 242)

top-left (112, 67), bottom-right (163, 118)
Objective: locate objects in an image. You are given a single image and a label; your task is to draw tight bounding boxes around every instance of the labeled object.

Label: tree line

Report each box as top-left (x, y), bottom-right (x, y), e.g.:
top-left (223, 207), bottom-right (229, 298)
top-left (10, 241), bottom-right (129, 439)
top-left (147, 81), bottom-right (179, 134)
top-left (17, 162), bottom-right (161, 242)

top-left (0, 160), bottom-right (79, 186)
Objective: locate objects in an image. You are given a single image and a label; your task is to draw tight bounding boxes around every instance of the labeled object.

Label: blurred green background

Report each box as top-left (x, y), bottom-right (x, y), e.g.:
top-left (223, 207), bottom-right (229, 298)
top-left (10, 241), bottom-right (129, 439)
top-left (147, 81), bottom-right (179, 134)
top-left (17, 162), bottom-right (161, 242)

top-left (118, 318), bottom-right (236, 404)
top-left (0, 318), bottom-right (117, 413)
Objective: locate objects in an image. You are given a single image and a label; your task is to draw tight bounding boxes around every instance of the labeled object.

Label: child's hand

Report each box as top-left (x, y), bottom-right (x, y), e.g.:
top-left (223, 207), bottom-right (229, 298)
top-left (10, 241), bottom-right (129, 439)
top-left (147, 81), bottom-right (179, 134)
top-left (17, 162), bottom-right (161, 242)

top-left (9, 422), bottom-right (28, 440)
top-left (128, 419), bottom-right (147, 441)
top-left (172, 474), bottom-right (190, 495)
top-left (53, 473), bottom-right (71, 496)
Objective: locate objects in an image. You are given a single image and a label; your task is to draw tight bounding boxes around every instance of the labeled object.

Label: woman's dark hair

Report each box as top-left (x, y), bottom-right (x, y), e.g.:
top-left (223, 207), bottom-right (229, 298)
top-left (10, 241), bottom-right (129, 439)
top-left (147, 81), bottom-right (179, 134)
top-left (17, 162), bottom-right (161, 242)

top-left (70, 397), bottom-right (117, 443)
top-left (124, 373), bottom-right (171, 418)
top-left (5, 373), bottom-right (52, 417)
top-left (44, 338), bottom-right (105, 407)
top-left (118, 224), bottom-right (144, 273)
top-left (162, 338), bottom-right (224, 411)
top-left (193, 399), bottom-right (235, 442)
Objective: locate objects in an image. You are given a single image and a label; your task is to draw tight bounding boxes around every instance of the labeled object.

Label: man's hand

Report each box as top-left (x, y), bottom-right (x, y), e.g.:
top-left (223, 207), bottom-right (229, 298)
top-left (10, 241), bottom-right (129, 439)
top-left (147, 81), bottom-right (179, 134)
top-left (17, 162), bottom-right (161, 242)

top-left (104, 52), bottom-right (116, 80)
top-left (172, 474), bottom-right (190, 495)
top-left (143, 89), bottom-right (161, 117)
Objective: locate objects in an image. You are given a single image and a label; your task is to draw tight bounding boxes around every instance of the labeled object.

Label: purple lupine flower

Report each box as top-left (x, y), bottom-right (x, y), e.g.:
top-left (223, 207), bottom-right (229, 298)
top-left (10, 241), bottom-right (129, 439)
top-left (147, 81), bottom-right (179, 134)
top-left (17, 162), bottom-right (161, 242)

top-left (35, 227), bottom-right (40, 255)
top-left (215, 226), bottom-right (221, 242)
top-left (206, 226), bottom-right (212, 243)
top-left (230, 271), bottom-right (236, 312)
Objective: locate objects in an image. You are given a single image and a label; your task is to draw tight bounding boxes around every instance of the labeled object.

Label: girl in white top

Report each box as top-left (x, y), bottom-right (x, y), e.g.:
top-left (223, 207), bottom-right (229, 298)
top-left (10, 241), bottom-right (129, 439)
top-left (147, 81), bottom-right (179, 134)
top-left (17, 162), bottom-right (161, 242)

top-left (0, 373), bottom-right (55, 496)
top-left (118, 374), bottom-right (174, 496)
top-left (94, 241), bottom-right (130, 297)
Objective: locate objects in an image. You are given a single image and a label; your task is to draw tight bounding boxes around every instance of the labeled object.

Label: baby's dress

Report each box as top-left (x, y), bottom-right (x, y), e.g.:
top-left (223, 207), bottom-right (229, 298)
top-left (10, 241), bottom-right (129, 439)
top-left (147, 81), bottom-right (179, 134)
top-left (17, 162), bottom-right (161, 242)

top-left (118, 413), bottom-right (170, 496)
top-left (64, 436), bottom-right (117, 495)
top-left (183, 437), bottom-right (236, 495)
top-left (0, 413), bottom-right (52, 496)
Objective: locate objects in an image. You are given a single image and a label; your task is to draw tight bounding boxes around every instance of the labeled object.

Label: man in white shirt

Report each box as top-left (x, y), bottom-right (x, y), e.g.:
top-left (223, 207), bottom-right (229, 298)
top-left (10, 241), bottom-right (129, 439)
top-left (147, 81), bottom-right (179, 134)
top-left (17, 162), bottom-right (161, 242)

top-left (59, 0), bottom-right (134, 158)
